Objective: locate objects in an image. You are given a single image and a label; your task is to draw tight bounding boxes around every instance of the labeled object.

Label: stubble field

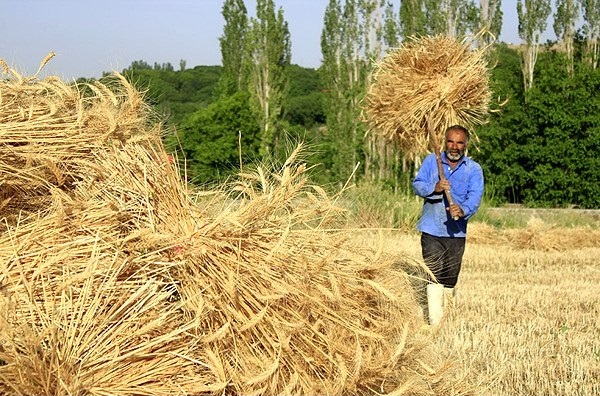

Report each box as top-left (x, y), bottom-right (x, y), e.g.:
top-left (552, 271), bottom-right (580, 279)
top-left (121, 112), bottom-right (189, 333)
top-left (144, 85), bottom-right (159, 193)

top-left (363, 221), bottom-right (600, 396)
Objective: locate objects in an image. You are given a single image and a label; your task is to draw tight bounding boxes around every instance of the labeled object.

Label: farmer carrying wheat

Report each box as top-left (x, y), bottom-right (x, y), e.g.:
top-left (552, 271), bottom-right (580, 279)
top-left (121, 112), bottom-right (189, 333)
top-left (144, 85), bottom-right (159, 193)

top-left (412, 125), bottom-right (484, 326)
top-left (363, 32), bottom-right (493, 327)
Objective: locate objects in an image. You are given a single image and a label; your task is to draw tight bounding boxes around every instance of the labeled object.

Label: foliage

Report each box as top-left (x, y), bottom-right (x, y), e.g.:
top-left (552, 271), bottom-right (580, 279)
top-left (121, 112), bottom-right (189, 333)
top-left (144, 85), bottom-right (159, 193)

top-left (218, 0), bottom-right (248, 97)
top-left (474, 44), bottom-right (600, 208)
top-left (282, 65), bottom-right (326, 128)
top-left (517, 0), bottom-right (552, 90)
top-left (174, 91), bottom-right (260, 185)
top-left (340, 183), bottom-right (422, 231)
top-left (108, 2), bottom-right (600, 210)
top-left (580, 0), bottom-right (600, 68)
top-left (399, 0), bottom-right (427, 37)
top-left (246, 0), bottom-right (291, 158)
top-left (478, 0), bottom-right (503, 47)
top-left (122, 65), bottom-right (221, 126)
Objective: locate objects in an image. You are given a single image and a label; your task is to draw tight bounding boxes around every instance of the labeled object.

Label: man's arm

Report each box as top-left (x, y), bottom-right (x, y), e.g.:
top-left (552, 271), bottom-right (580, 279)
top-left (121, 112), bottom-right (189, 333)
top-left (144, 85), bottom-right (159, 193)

top-left (460, 164), bottom-right (484, 219)
top-left (412, 154), bottom-right (440, 198)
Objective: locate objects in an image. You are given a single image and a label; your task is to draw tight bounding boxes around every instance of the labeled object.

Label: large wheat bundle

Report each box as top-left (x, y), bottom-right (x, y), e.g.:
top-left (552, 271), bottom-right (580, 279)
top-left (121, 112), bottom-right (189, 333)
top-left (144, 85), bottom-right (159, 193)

top-left (363, 35), bottom-right (492, 157)
top-left (171, 154), bottom-right (460, 395)
top-left (0, 59), bottom-right (156, 225)
top-left (0, 61), bottom-right (475, 395)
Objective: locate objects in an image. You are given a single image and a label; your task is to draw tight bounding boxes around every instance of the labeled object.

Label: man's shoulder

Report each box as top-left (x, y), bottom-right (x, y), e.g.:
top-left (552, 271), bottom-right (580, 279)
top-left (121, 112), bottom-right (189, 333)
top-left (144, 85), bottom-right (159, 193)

top-left (464, 156), bottom-right (482, 169)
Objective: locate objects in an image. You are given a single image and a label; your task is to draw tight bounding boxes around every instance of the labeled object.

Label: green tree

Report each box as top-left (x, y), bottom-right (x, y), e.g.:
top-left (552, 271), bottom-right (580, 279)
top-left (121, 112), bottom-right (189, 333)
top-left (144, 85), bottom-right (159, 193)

top-left (478, 0), bottom-right (503, 48)
top-left (321, 0), bottom-right (391, 185)
top-left (218, 0), bottom-right (248, 97)
top-left (383, 0), bottom-right (400, 47)
top-left (517, 0), bottom-right (552, 90)
top-left (399, 0), bottom-right (427, 37)
top-left (472, 44), bottom-right (528, 204)
top-left (320, 0), bottom-right (345, 182)
top-left (246, 0), bottom-right (291, 159)
top-left (121, 64), bottom-right (221, 127)
top-left (474, 45), bottom-right (600, 208)
top-left (423, 0), bottom-right (445, 34)
top-left (580, 0), bottom-right (600, 68)
top-left (177, 91), bottom-right (261, 185)
top-left (410, 0), bottom-right (479, 37)
top-left (282, 65), bottom-right (326, 128)
top-left (521, 52), bottom-right (600, 207)
top-left (554, 0), bottom-right (580, 74)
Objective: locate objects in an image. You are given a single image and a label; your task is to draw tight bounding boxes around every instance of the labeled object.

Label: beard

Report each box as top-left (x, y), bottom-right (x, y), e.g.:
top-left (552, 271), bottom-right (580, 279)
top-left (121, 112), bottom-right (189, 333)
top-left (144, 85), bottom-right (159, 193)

top-left (446, 150), bottom-right (464, 161)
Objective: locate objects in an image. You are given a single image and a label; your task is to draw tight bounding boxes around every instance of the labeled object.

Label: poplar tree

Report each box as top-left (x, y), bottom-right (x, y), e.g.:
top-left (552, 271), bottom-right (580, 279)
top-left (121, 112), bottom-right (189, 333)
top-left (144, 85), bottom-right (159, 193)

top-left (517, 0), bottom-right (551, 90)
top-left (580, 0), bottom-right (600, 68)
top-left (336, 0), bottom-right (362, 182)
top-left (246, 0), bottom-right (291, 158)
top-left (424, 0), bottom-right (446, 34)
top-left (374, 1), bottom-right (403, 184)
top-left (399, 0), bottom-right (427, 37)
top-left (554, 0), bottom-right (580, 74)
top-left (383, 0), bottom-right (400, 47)
top-left (360, 0), bottom-right (396, 182)
top-left (414, 0), bottom-right (478, 37)
top-left (479, 0), bottom-right (503, 47)
top-left (321, 0), bottom-right (393, 184)
top-left (218, 0), bottom-right (248, 97)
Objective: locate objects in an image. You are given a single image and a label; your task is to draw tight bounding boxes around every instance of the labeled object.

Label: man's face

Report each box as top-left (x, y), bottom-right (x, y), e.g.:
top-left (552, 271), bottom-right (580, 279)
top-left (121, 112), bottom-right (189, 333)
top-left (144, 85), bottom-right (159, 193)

top-left (445, 129), bottom-right (467, 162)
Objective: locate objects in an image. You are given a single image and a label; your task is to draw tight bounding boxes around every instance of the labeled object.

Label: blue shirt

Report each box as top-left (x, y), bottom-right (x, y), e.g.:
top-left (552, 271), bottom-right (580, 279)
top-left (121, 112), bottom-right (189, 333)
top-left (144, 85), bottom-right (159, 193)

top-left (412, 152), bottom-right (484, 238)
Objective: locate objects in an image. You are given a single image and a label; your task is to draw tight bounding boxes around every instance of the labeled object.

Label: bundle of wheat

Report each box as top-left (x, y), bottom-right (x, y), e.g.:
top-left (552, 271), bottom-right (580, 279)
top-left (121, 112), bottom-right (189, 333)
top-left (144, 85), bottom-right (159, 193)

top-left (468, 219), bottom-right (600, 251)
top-left (0, 58), bottom-right (157, 225)
top-left (0, 62), bottom-right (475, 395)
top-left (170, 152), bottom-right (468, 395)
top-left (363, 35), bottom-right (492, 157)
top-left (0, 218), bottom-right (210, 395)
top-left (506, 218), bottom-right (600, 251)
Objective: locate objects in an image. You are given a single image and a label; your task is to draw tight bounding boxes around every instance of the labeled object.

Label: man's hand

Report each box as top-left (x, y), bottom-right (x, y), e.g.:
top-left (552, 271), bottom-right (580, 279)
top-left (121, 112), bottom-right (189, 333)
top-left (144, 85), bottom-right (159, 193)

top-left (434, 180), bottom-right (450, 193)
top-left (446, 203), bottom-right (464, 219)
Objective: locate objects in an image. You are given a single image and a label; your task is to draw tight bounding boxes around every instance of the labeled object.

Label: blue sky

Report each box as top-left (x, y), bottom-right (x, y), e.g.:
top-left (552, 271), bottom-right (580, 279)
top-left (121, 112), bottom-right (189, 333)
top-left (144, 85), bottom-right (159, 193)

top-left (1, 0), bottom-right (554, 81)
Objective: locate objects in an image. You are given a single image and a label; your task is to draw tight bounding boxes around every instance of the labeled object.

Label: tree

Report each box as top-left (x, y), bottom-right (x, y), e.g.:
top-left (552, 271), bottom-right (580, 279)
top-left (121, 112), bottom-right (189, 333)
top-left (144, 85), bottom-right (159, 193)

top-left (478, 0), bottom-right (503, 48)
top-left (383, 0), bottom-right (400, 47)
top-left (399, 0), bottom-right (427, 37)
top-left (218, 0), bottom-right (248, 97)
top-left (423, 0), bottom-right (446, 34)
top-left (321, 0), bottom-right (393, 185)
top-left (554, 0), bottom-right (580, 74)
top-left (177, 91), bottom-right (260, 185)
top-left (580, 0), bottom-right (600, 68)
top-left (517, 0), bottom-right (552, 90)
top-left (419, 0), bottom-right (478, 37)
top-left (246, 0), bottom-right (291, 159)
top-left (282, 65), bottom-right (326, 128)
top-left (474, 45), bottom-right (600, 208)
top-left (519, 52), bottom-right (600, 207)
top-left (320, 0), bottom-right (346, 182)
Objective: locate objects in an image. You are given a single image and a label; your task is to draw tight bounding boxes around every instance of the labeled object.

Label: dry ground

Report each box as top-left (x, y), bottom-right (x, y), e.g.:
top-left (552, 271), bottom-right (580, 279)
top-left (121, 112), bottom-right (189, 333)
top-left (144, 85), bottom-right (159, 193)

top-left (356, 225), bottom-right (600, 396)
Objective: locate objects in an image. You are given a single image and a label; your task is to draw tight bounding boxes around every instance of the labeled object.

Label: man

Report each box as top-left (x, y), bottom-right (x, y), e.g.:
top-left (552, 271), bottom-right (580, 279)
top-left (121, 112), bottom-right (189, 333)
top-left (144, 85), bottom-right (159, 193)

top-left (412, 125), bottom-right (484, 326)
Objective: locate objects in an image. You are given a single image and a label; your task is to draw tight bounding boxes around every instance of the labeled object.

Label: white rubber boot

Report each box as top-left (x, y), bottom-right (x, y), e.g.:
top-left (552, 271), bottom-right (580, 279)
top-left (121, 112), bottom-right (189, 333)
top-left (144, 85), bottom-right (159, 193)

top-left (426, 283), bottom-right (445, 326)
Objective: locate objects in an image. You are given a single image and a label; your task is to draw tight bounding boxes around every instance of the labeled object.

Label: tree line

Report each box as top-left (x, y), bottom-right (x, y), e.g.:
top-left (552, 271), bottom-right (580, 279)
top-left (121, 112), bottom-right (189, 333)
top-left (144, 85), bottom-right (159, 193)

top-left (108, 0), bottom-right (599, 209)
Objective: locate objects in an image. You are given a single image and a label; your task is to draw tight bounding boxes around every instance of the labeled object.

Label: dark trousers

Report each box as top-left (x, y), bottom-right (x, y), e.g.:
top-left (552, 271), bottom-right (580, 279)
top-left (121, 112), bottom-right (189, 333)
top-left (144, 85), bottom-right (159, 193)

top-left (420, 232), bottom-right (466, 288)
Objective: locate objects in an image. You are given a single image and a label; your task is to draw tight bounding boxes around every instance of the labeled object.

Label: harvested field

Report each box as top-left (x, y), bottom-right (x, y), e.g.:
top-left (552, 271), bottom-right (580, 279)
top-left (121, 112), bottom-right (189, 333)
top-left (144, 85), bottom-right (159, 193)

top-left (354, 226), bottom-right (600, 396)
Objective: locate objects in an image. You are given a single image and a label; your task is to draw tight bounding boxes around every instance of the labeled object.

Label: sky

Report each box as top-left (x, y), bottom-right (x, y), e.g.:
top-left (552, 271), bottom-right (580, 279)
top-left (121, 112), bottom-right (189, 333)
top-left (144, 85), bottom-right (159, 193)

top-left (1, 0), bottom-right (556, 81)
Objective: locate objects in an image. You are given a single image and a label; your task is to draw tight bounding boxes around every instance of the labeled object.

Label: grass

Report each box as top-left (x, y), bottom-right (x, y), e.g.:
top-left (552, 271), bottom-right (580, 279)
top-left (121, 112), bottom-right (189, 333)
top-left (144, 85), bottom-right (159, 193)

top-left (475, 203), bottom-right (600, 229)
top-left (355, 230), bottom-right (600, 396)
